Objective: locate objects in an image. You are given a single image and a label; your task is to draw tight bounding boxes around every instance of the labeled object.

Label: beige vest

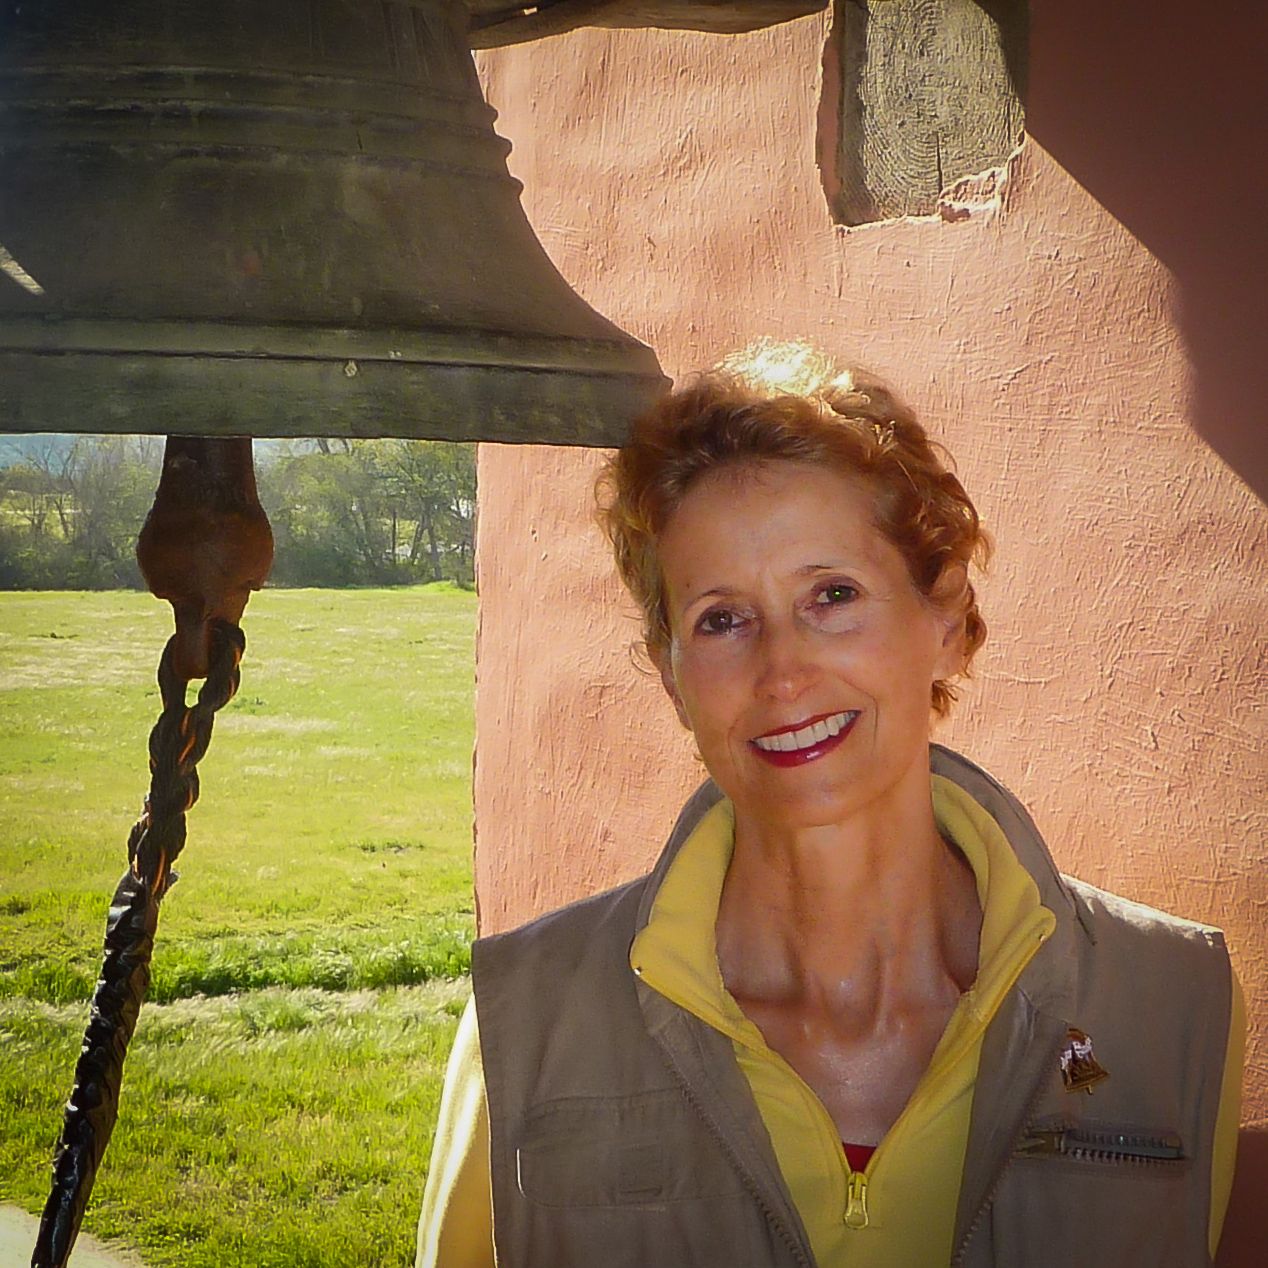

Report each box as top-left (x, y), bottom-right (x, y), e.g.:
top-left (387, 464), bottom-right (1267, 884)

top-left (473, 747), bottom-right (1231, 1267)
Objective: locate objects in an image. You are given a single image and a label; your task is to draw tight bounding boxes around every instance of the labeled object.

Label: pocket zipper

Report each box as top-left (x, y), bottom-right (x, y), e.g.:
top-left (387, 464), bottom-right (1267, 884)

top-left (1017, 1124), bottom-right (1185, 1165)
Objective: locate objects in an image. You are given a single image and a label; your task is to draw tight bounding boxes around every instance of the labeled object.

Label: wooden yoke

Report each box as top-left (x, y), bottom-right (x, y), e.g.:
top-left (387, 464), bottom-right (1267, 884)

top-left (136, 437), bottom-right (274, 680)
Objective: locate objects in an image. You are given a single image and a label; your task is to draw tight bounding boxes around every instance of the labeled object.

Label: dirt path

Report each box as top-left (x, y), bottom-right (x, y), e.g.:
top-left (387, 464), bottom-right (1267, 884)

top-left (0, 1206), bottom-right (146, 1267)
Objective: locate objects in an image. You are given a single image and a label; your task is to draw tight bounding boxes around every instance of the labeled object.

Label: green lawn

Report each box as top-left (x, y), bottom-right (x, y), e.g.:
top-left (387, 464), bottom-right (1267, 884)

top-left (0, 585), bottom-right (477, 1266)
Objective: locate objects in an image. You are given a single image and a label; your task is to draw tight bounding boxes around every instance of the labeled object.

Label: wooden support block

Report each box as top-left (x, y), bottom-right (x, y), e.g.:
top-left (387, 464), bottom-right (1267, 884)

top-left (824, 0), bottom-right (1027, 224)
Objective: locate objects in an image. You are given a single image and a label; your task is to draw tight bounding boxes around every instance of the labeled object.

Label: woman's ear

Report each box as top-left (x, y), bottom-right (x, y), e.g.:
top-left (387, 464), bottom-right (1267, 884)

top-left (929, 562), bottom-right (969, 678)
top-left (649, 642), bottom-right (692, 731)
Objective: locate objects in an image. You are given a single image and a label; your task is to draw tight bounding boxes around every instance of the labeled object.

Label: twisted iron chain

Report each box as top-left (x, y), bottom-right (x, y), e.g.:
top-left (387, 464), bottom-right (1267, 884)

top-left (128, 621), bottom-right (244, 897)
top-left (32, 619), bottom-right (245, 1268)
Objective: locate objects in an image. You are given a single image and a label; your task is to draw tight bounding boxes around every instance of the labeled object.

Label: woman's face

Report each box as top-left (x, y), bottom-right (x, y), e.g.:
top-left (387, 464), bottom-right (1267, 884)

top-left (653, 460), bottom-right (964, 834)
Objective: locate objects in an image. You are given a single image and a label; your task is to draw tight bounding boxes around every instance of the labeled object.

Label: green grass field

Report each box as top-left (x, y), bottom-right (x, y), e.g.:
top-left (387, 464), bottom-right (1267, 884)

top-left (0, 585), bottom-right (477, 1266)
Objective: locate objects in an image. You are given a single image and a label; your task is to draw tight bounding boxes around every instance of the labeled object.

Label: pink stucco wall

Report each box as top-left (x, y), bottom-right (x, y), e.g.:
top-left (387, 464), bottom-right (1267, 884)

top-left (470, 4), bottom-right (1267, 1246)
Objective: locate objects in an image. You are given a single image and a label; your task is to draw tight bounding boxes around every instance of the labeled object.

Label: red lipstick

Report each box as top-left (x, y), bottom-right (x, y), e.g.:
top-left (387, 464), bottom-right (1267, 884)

top-left (749, 710), bottom-right (859, 768)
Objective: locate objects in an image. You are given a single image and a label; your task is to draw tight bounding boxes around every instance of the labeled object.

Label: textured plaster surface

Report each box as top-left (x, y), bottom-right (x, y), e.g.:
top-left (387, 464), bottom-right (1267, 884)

top-left (470, 4), bottom-right (1268, 1154)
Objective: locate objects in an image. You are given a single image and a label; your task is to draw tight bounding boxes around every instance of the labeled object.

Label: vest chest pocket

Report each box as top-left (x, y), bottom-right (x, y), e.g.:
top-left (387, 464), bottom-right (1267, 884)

top-left (516, 1089), bottom-right (749, 1208)
top-left (985, 1118), bottom-right (1203, 1267)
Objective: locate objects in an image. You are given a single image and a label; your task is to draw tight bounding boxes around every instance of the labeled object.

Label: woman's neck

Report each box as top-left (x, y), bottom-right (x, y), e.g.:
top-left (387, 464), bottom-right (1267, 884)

top-left (715, 780), bottom-right (982, 1027)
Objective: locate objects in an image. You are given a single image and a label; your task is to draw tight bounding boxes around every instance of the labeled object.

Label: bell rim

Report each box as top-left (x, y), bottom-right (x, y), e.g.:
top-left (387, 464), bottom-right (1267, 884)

top-left (0, 315), bottom-right (662, 374)
top-left (0, 338), bottom-right (670, 446)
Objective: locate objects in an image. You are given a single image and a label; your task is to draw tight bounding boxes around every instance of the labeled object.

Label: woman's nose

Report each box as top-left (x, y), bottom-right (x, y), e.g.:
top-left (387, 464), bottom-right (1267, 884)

top-left (755, 620), bottom-right (817, 700)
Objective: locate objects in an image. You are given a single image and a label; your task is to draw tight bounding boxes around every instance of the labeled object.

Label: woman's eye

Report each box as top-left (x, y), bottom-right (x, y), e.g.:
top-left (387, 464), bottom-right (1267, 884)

top-left (698, 609), bottom-right (739, 635)
top-left (816, 583), bottom-right (858, 606)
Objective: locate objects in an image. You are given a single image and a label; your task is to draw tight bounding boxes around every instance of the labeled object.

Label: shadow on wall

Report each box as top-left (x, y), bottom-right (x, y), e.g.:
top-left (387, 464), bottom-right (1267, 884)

top-left (1218, 1125), bottom-right (1268, 1267)
top-left (1027, 0), bottom-right (1268, 504)
top-left (1025, 3), bottom-right (1266, 1257)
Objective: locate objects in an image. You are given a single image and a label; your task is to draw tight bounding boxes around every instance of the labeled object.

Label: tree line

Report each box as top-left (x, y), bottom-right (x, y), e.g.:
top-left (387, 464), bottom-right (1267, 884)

top-left (0, 436), bottom-right (475, 590)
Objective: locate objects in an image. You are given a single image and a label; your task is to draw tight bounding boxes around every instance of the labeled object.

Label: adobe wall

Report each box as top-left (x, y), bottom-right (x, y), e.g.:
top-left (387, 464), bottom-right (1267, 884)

top-left (470, 1), bottom-right (1268, 1219)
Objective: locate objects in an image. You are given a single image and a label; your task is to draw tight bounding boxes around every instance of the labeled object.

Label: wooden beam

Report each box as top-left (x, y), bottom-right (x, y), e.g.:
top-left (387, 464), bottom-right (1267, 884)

top-left (825, 0), bottom-right (1026, 225)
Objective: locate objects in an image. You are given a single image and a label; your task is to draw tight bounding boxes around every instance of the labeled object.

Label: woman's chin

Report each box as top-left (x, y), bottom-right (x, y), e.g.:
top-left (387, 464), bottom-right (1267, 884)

top-left (719, 745), bottom-right (933, 838)
top-left (729, 778), bottom-right (865, 836)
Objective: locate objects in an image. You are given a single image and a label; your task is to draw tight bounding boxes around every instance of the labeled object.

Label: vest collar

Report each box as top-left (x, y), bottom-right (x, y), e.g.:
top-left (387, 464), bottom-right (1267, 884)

top-left (636, 743), bottom-right (1091, 957)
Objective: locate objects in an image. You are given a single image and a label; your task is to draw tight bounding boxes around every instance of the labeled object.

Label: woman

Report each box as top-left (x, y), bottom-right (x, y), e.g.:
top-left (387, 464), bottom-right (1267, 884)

top-left (418, 346), bottom-right (1242, 1267)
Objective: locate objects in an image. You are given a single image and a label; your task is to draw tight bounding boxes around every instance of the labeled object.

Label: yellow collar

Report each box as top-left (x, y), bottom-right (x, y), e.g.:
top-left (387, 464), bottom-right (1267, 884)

top-left (630, 776), bottom-right (1055, 1041)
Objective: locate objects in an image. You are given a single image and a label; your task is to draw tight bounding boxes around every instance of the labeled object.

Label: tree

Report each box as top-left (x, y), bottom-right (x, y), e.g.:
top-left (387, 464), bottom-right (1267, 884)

top-left (384, 440), bottom-right (476, 583)
top-left (0, 436), bottom-right (160, 588)
top-left (1, 462), bottom-right (59, 535)
top-left (0, 435), bottom-right (475, 590)
top-left (20, 439), bottom-right (76, 538)
top-left (62, 436), bottom-right (162, 587)
top-left (254, 439), bottom-right (474, 588)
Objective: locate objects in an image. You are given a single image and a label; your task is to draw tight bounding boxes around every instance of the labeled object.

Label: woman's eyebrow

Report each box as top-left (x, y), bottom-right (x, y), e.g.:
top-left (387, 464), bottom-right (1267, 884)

top-left (798, 561), bottom-right (859, 576)
top-left (684, 585), bottom-right (740, 608)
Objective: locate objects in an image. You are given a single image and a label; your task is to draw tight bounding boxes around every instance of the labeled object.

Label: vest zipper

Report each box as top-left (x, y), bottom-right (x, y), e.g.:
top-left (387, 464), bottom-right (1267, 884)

top-left (1016, 1125), bottom-right (1185, 1165)
top-left (950, 1032), bottom-right (1063, 1267)
top-left (662, 1051), bottom-right (815, 1268)
top-left (844, 1170), bottom-right (869, 1229)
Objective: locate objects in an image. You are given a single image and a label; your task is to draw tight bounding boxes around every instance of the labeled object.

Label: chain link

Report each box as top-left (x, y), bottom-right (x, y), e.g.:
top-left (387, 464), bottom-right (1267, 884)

top-left (129, 621), bottom-right (244, 897)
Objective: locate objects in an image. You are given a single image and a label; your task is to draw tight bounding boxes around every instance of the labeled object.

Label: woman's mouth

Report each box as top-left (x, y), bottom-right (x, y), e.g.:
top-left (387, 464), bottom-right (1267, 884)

top-left (749, 710), bottom-right (859, 767)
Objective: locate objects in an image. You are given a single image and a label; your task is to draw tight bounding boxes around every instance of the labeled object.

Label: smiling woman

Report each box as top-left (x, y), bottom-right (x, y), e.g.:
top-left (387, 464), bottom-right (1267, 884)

top-left (648, 460), bottom-right (968, 840)
top-left (416, 345), bottom-right (1243, 1268)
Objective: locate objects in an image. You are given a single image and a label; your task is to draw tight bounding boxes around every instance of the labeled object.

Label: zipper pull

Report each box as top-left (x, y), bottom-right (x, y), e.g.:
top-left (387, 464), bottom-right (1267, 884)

top-left (844, 1170), bottom-right (869, 1229)
top-left (1017, 1128), bottom-right (1065, 1156)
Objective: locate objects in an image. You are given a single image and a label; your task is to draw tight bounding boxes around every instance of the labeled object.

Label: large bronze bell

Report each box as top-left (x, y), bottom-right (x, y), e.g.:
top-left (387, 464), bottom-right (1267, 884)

top-left (0, 0), bottom-right (666, 444)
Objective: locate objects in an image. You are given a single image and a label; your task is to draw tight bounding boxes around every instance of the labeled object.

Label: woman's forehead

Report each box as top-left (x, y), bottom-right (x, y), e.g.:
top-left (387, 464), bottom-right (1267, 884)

top-left (666, 459), bottom-right (877, 534)
top-left (657, 462), bottom-right (898, 590)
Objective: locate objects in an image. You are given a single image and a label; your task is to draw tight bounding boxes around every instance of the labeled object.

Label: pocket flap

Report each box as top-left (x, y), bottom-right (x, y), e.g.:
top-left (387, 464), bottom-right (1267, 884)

top-left (516, 1089), bottom-right (747, 1208)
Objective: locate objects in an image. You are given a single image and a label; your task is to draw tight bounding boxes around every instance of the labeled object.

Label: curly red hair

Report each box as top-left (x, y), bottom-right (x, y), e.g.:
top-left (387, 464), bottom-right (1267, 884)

top-left (595, 344), bottom-right (991, 716)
